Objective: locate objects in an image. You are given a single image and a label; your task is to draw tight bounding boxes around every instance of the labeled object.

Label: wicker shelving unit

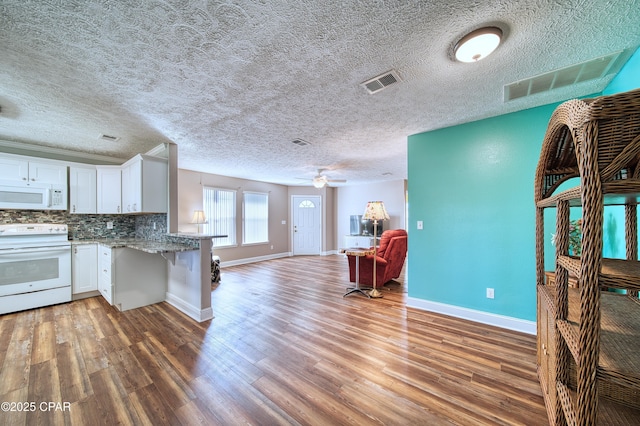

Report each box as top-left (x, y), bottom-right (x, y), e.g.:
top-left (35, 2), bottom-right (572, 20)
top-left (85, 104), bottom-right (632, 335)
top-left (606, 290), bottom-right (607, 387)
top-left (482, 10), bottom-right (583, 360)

top-left (534, 88), bottom-right (640, 425)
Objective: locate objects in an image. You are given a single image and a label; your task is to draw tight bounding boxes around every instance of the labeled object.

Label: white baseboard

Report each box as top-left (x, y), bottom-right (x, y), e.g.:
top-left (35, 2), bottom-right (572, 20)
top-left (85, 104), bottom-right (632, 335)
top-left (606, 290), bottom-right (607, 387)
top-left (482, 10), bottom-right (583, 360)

top-left (165, 292), bottom-right (214, 322)
top-left (220, 251), bottom-right (342, 267)
top-left (220, 252), bottom-right (292, 267)
top-left (406, 297), bottom-right (536, 335)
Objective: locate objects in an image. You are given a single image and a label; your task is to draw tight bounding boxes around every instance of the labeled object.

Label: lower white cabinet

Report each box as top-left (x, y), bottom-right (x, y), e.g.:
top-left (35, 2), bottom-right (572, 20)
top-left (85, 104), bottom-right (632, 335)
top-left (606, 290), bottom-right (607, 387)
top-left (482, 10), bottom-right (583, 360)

top-left (343, 235), bottom-right (375, 248)
top-left (98, 244), bottom-right (167, 311)
top-left (72, 243), bottom-right (98, 294)
top-left (98, 244), bottom-right (113, 303)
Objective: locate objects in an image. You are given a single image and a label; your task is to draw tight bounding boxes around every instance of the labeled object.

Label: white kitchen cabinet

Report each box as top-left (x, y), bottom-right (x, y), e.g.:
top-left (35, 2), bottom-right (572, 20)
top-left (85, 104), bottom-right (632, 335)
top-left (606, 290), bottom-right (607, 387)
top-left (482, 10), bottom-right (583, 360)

top-left (343, 235), bottom-right (375, 248)
top-left (69, 166), bottom-right (97, 214)
top-left (28, 161), bottom-right (67, 185)
top-left (121, 154), bottom-right (168, 213)
top-left (96, 165), bottom-right (122, 214)
top-left (0, 155), bottom-right (66, 185)
top-left (72, 243), bottom-right (98, 294)
top-left (0, 156), bottom-right (29, 183)
top-left (98, 244), bottom-right (113, 303)
top-left (98, 244), bottom-right (167, 311)
top-left (121, 157), bottom-right (141, 213)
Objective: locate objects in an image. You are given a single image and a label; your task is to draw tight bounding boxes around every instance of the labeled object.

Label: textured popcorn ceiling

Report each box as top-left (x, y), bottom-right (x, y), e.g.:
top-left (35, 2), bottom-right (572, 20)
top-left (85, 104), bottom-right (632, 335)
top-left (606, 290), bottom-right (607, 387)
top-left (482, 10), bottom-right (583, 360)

top-left (1, 1), bottom-right (639, 186)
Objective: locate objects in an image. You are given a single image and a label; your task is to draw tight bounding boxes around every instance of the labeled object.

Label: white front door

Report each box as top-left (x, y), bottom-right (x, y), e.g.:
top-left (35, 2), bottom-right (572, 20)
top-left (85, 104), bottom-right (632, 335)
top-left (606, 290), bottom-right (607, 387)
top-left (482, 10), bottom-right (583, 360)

top-left (292, 195), bottom-right (321, 255)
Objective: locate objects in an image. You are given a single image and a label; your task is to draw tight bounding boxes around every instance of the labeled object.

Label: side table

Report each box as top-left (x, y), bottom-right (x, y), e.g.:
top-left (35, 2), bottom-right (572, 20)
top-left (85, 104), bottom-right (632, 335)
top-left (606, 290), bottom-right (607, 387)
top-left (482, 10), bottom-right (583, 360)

top-left (341, 248), bottom-right (374, 298)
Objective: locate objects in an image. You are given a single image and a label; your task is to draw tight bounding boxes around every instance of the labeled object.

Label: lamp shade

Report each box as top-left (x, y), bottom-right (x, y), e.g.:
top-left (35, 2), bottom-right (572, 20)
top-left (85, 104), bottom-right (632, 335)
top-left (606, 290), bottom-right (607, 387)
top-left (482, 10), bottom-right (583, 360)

top-left (191, 210), bottom-right (207, 224)
top-left (362, 201), bottom-right (390, 221)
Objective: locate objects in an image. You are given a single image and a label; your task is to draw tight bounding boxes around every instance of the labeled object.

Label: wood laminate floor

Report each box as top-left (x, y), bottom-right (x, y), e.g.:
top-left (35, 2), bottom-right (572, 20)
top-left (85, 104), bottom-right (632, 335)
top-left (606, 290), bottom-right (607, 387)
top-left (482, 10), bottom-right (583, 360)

top-left (0, 255), bottom-right (548, 425)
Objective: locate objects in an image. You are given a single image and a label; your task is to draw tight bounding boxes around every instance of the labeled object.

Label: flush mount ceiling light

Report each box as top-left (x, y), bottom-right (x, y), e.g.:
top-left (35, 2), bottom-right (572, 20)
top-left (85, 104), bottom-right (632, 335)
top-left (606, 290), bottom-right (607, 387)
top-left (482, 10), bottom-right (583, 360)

top-left (454, 27), bottom-right (503, 63)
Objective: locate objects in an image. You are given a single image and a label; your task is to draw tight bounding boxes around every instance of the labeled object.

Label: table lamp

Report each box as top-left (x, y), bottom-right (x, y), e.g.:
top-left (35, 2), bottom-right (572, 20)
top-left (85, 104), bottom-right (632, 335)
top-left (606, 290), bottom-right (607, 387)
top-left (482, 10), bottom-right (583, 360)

top-left (191, 210), bottom-right (207, 234)
top-left (362, 201), bottom-right (389, 298)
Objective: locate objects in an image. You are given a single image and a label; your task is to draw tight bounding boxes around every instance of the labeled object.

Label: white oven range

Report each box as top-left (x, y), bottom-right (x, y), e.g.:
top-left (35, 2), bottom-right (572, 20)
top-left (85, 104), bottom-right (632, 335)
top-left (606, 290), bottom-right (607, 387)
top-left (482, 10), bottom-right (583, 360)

top-left (0, 223), bottom-right (71, 315)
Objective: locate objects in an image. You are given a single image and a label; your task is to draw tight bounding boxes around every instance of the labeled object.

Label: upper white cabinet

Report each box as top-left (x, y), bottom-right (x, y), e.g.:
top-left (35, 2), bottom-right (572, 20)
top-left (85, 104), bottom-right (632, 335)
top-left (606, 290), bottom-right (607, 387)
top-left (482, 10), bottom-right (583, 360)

top-left (29, 161), bottom-right (67, 185)
top-left (121, 154), bottom-right (167, 214)
top-left (96, 165), bottom-right (122, 214)
top-left (69, 166), bottom-right (97, 214)
top-left (0, 157), bottom-right (29, 183)
top-left (0, 156), bottom-right (66, 186)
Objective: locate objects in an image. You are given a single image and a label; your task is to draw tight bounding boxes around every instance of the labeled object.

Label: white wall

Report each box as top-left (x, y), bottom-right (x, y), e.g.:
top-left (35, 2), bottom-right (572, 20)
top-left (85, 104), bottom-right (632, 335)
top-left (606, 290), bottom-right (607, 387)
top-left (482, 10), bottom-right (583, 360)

top-left (335, 180), bottom-right (406, 247)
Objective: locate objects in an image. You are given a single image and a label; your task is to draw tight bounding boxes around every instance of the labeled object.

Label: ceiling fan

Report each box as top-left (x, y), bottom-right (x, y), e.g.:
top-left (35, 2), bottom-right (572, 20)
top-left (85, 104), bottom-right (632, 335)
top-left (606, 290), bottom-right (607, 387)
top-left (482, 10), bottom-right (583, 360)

top-left (305, 169), bottom-right (347, 188)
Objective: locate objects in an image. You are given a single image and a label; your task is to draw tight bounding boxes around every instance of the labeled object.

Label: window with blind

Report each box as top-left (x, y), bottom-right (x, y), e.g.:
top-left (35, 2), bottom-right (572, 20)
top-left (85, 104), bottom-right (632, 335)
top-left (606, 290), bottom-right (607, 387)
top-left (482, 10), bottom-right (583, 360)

top-left (203, 187), bottom-right (236, 247)
top-left (243, 191), bottom-right (269, 244)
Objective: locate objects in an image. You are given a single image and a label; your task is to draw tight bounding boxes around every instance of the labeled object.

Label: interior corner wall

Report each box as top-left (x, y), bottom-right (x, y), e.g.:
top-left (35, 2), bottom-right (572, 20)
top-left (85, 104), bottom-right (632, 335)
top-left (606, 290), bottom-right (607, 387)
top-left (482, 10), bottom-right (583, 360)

top-left (335, 180), bottom-right (407, 247)
top-left (603, 46), bottom-right (640, 95)
top-left (407, 104), bottom-right (559, 321)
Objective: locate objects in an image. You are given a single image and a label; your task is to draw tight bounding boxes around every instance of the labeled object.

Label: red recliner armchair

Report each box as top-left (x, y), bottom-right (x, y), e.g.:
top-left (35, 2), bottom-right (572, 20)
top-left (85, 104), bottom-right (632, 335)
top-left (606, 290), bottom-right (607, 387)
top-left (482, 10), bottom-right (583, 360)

top-left (347, 229), bottom-right (407, 288)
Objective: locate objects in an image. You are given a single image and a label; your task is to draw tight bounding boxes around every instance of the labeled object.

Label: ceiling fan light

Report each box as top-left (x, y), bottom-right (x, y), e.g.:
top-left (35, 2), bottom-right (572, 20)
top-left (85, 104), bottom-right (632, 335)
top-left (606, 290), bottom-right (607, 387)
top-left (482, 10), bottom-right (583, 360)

top-left (312, 176), bottom-right (326, 188)
top-left (454, 27), bottom-right (502, 63)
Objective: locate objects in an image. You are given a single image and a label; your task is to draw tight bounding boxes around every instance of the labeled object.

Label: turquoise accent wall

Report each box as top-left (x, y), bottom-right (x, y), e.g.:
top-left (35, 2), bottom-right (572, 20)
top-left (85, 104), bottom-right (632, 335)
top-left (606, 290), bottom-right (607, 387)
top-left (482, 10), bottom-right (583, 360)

top-left (603, 46), bottom-right (640, 94)
top-left (406, 49), bottom-right (640, 322)
top-left (598, 47), bottom-right (640, 264)
top-left (408, 104), bottom-right (558, 320)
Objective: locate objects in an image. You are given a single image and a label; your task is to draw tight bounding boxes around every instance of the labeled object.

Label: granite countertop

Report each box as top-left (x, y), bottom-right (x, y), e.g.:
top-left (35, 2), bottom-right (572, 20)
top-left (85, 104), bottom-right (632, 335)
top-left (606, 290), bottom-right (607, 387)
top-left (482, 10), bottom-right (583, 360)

top-left (168, 232), bottom-right (228, 240)
top-left (72, 239), bottom-right (198, 254)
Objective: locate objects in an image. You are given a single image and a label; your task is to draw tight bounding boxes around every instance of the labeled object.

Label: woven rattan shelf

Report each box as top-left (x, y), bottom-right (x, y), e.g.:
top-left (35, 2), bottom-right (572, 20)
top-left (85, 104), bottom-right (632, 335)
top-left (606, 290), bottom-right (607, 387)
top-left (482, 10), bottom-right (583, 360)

top-left (534, 88), bottom-right (640, 425)
top-left (556, 256), bottom-right (640, 290)
top-left (536, 180), bottom-right (640, 208)
top-left (541, 285), bottom-right (640, 404)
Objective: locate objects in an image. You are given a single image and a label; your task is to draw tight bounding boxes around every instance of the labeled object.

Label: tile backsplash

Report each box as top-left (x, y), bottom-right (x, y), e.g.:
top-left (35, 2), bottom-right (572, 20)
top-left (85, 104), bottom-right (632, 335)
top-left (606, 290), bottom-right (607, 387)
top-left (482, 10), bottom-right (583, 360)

top-left (0, 210), bottom-right (167, 241)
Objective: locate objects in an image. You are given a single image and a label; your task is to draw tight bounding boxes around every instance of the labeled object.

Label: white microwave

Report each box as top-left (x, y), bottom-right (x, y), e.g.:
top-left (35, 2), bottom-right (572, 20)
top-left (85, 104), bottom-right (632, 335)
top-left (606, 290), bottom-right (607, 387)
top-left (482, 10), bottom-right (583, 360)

top-left (0, 184), bottom-right (67, 210)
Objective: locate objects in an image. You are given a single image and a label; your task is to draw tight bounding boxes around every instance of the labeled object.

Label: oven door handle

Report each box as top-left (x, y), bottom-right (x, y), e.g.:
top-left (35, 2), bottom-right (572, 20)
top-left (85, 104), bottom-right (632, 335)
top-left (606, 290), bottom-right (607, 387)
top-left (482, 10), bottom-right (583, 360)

top-left (0, 246), bottom-right (70, 254)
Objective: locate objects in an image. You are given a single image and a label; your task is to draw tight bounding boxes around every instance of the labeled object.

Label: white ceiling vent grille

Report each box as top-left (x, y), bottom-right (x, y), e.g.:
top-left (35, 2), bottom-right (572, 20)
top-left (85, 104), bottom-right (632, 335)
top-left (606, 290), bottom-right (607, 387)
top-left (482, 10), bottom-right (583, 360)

top-left (99, 134), bottom-right (120, 142)
top-left (361, 70), bottom-right (401, 94)
top-left (505, 51), bottom-right (627, 102)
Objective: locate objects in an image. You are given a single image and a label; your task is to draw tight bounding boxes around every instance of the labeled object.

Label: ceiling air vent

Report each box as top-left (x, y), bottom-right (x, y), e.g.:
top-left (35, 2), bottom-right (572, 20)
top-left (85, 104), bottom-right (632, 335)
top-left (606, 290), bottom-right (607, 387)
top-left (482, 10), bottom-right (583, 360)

top-left (505, 51), bottom-right (627, 101)
top-left (361, 70), bottom-right (401, 94)
top-left (99, 134), bottom-right (120, 142)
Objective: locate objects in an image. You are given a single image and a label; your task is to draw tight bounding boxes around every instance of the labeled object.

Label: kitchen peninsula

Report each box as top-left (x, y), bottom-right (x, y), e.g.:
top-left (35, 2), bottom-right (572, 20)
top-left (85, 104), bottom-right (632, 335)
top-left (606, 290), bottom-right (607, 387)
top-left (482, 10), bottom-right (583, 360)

top-left (72, 232), bottom-right (219, 322)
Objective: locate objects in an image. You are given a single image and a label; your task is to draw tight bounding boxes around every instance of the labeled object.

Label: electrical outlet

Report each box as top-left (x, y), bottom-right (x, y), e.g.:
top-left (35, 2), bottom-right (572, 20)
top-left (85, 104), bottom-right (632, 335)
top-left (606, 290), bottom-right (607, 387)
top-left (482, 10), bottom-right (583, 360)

top-left (486, 288), bottom-right (495, 299)
top-left (417, 220), bottom-right (423, 230)
top-left (106, 221), bottom-right (114, 230)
